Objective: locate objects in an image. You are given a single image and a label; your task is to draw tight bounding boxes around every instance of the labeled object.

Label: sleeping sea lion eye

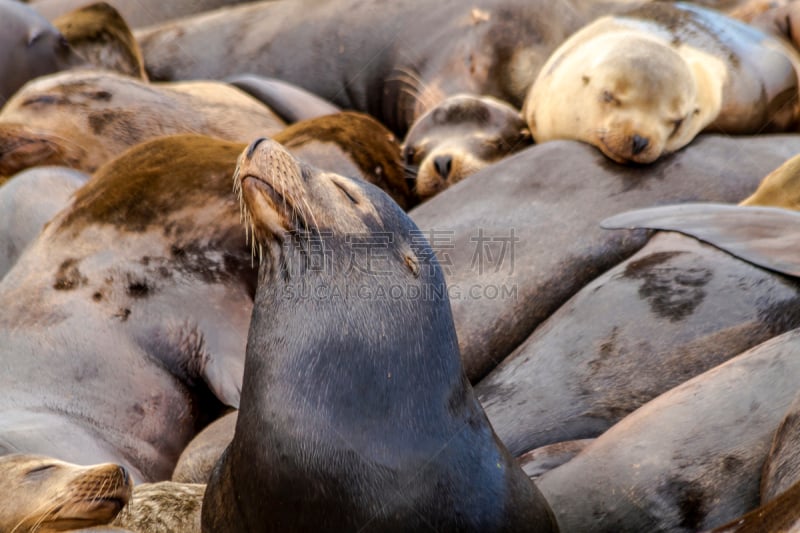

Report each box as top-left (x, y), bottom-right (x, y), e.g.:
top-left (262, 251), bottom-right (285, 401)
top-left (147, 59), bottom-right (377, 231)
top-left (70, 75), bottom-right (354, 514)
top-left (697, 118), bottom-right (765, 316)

top-left (333, 181), bottom-right (359, 204)
top-left (602, 90), bottom-right (619, 105)
top-left (26, 464), bottom-right (56, 477)
top-left (669, 117), bottom-right (684, 138)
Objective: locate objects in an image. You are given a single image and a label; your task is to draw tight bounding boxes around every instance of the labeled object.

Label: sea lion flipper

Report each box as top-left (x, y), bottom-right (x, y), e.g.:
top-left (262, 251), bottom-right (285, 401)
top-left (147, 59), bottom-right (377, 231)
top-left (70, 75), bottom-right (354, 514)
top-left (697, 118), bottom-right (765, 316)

top-left (602, 203), bottom-right (800, 277)
top-left (225, 74), bottom-right (341, 123)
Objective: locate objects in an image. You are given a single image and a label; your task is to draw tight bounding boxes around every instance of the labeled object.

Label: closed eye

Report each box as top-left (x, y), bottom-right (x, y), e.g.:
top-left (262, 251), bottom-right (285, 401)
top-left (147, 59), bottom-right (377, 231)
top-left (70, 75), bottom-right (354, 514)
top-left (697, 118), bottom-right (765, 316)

top-left (26, 464), bottom-right (56, 477)
top-left (334, 181), bottom-right (359, 204)
top-left (669, 117), bottom-right (685, 138)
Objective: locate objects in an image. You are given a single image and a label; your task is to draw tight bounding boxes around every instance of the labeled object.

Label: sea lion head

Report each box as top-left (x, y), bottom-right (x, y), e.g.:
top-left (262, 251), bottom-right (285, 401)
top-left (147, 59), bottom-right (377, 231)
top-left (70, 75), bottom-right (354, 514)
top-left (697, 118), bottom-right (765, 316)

top-left (525, 32), bottom-right (703, 164)
top-left (0, 454), bottom-right (131, 532)
top-left (403, 94), bottom-right (531, 200)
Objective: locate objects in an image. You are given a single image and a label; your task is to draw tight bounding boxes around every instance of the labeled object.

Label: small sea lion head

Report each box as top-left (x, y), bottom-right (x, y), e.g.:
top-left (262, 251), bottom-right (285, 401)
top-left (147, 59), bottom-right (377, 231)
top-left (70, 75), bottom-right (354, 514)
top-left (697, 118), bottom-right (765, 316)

top-left (0, 453), bottom-right (131, 532)
top-left (403, 94), bottom-right (531, 200)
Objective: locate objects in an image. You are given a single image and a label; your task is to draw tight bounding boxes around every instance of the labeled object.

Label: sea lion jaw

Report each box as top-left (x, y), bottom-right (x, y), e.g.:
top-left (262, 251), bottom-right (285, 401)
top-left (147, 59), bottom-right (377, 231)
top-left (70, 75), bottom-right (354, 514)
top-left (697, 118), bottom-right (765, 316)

top-left (0, 454), bottom-right (131, 532)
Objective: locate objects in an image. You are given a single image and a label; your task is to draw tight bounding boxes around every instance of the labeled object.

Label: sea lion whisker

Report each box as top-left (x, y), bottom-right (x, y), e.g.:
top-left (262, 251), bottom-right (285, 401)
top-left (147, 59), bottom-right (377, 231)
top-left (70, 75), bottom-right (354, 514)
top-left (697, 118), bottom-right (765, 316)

top-left (11, 498), bottom-right (59, 533)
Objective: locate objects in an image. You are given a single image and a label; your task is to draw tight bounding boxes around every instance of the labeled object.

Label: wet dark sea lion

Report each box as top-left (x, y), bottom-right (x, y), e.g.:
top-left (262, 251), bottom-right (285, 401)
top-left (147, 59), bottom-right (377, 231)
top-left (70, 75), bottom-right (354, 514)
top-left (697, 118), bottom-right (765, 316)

top-left (538, 327), bottom-right (800, 532)
top-left (403, 94), bottom-right (531, 201)
top-left (202, 138), bottom-right (557, 532)
top-left (409, 134), bottom-right (800, 381)
top-left (0, 0), bottom-right (83, 104)
top-left (478, 205), bottom-right (800, 455)
top-left (136, 0), bottom-right (644, 135)
top-left (0, 69), bottom-right (285, 176)
top-left (0, 453), bottom-right (131, 532)
top-left (0, 166), bottom-right (89, 279)
top-left (0, 135), bottom-right (258, 482)
top-left (52, 1), bottom-right (148, 79)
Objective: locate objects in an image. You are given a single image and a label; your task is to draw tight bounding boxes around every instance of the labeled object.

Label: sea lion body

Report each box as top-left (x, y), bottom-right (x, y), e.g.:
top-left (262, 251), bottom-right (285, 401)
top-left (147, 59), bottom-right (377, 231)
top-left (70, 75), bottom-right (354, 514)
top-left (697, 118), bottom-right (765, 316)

top-left (0, 69), bottom-right (285, 176)
top-left (538, 327), bottom-right (800, 532)
top-left (524, 2), bottom-right (799, 163)
top-left (136, 0), bottom-right (642, 135)
top-left (409, 134), bottom-right (800, 381)
top-left (0, 135), bottom-right (257, 482)
top-left (0, 453), bottom-right (131, 532)
top-left (202, 138), bottom-right (557, 531)
top-left (0, 166), bottom-right (88, 279)
top-left (403, 94), bottom-right (531, 201)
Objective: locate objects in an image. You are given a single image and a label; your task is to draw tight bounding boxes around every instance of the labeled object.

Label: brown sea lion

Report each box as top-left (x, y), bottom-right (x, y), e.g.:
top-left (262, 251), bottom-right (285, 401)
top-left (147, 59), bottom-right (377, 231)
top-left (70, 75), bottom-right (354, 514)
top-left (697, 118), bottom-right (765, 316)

top-left (478, 205), bottom-right (800, 455)
top-left (0, 135), bottom-right (258, 482)
top-left (402, 94), bottom-right (531, 201)
top-left (172, 411), bottom-right (236, 484)
top-left (135, 0), bottom-right (648, 136)
top-left (742, 152), bottom-right (800, 209)
top-left (0, 0), bottom-right (84, 104)
top-left (0, 166), bottom-right (89, 279)
top-left (0, 69), bottom-right (285, 176)
top-left (538, 327), bottom-right (800, 532)
top-left (112, 482), bottom-right (204, 533)
top-left (0, 453), bottom-right (131, 532)
top-left (409, 133), bottom-right (800, 382)
top-left (524, 2), bottom-right (800, 164)
top-left (201, 138), bottom-right (558, 532)
top-left (52, 1), bottom-right (148, 79)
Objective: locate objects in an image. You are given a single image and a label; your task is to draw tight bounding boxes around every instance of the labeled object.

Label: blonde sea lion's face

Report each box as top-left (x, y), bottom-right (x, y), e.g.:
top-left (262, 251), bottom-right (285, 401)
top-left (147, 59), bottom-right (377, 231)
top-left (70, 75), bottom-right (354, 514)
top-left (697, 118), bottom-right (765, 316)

top-left (527, 33), bottom-right (705, 164)
top-left (0, 454), bottom-right (132, 532)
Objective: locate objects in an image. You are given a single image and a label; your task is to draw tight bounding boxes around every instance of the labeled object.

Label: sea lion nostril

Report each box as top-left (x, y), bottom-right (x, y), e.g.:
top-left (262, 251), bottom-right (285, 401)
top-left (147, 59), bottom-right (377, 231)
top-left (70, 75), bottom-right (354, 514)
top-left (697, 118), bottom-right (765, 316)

top-left (631, 134), bottom-right (649, 155)
top-left (246, 137), bottom-right (268, 159)
top-left (434, 154), bottom-right (453, 179)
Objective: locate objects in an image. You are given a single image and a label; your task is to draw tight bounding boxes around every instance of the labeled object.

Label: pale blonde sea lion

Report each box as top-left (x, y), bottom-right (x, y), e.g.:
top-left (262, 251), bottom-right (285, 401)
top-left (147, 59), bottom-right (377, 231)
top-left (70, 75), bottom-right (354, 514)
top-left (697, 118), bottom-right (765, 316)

top-left (741, 152), bottom-right (800, 209)
top-left (524, 2), bottom-right (800, 164)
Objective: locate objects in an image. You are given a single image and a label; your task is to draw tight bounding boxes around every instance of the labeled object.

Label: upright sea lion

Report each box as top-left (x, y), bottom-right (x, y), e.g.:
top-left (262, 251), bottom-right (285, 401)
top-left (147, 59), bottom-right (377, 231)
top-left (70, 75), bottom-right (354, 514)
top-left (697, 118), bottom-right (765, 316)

top-left (52, 2), bottom-right (148, 80)
top-left (478, 204), bottom-right (800, 455)
top-left (524, 2), bottom-right (800, 164)
top-left (409, 134), bottom-right (800, 381)
top-left (0, 453), bottom-right (131, 532)
top-left (538, 327), bottom-right (800, 532)
top-left (403, 94), bottom-right (531, 201)
top-left (135, 0), bottom-right (647, 135)
top-left (202, 138), bottom-right (557, 532)
top-left (0, 69), bottom-right (285, 176)
top-left (0, 166), bottom-right (89, 279)
top-left (0, 135), bottom-right (258, 482)
top-left (0, 0), bottom-right (84, 104)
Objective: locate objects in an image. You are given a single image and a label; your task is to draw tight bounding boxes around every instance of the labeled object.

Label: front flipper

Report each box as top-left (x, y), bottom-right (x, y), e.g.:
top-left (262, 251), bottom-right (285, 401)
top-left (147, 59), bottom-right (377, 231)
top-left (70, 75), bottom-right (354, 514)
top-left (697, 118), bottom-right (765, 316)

top-left (226, 74), bottom-right (341, 123)
top-left (602, 203), bottom-right (800, 277)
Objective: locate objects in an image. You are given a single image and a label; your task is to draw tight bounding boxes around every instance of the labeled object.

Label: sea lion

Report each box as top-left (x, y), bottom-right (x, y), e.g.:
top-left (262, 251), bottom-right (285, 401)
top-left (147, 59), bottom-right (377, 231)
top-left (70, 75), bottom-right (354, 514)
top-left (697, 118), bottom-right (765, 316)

top-left (409, 133), bottom-right (800, 382)
top-left (135, 0), bottom-right (646, 136)
top-left (273, 111), bottom-right (415, 209)
top-left (201, 138), bottom-right (558, 532)
top-left (523, 2), bottom-right (800, 164)
top-left (477, 206), bottom-right (800, 456)
top-left (538, 327), bottom-right (800, 532)
top-left (0, 453), bottom-right (131, 532)
top-left (0, 134), bottom-right (258, 482)
top-left (30, 0), bottom-right (260, 28)
top-left (0, 166), bottom-right (89, 279)
top-left (225, 74), bottom-right (342, 123)
top-left (112, 482), bottom-right (204, 533)
top-left (403, 94), bottom-right (532, 201)
top-left (52, 2), bottom-right (148, 80)
top-left (0, 69), bottom-right (285, 176)
top-left (172, 411), bottom-right (237, 484)
top-left (742, 152), bottom-right (800, 209)
top-left (0, 0), bottom-right (84, 104)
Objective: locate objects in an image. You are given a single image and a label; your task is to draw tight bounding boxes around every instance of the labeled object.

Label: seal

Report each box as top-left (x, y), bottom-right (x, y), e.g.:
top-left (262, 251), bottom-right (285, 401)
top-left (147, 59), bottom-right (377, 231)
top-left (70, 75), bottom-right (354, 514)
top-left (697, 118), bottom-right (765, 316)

top-left (273, 111), bottom-right (416, 209)
top-left (537, 326), bottom-right (800, 532)
top-left (741, 153), bottom-right (800, 209)
top-left (402, 94), bottom-right (531, 201)
top-left (52, 1), bottom-right (148, 80)
top-left (0, 0), bottom-right (84, 103)
top-left (477, 204), bottom-right (800, 456)
top-left (112, 481), bottom-right (204, 533)
top-left (135, 0), bottom-right (643, 136)
top-left (0, 134), bottom-right (259, 482)
top-left (0, 453), bottom-right (132, 532)
top-left (408, 133), bottom-right (800, 382)
top-left (523, 2), bottom-right (800, 164)
top-left (201, 138), bottom-right (558, 532)
top-left (0, 69), bottom-right (285, 176)
top-left (172, 410), bottom-right (237, 484)
top-left (0, 165), bottom-right (89, 279)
